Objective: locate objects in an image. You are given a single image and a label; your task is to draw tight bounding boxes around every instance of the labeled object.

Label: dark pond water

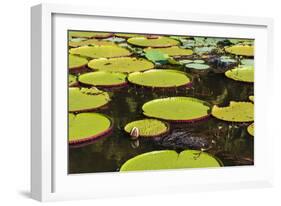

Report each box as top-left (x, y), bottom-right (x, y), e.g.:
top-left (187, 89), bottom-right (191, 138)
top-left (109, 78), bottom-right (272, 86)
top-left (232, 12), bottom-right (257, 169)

top-left (69, 62), bottom-right (254, 174)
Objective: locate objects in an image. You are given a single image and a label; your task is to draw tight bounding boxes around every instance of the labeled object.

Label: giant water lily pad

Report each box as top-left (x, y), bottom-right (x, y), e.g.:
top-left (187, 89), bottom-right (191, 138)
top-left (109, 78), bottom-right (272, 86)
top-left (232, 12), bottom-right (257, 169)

top-left (249, 95), bottom-right (254, 102)
top-left (128, 69), bottom-right (192, 88)
top-left (120, 150), bottom-right (222, 171)
top-left (127, 36), bottom-right (180, 47)
top-left (69, 39), bottom-right (116, 48)
top-left (69, 31), bottom-right (112, 39)
top-left (69, 74), bottom-right (77, 86)
top-left (212, 101), bottom-right (254, 122)
top-left (144, 46), bottom-right (193, 57)
top-left (69, 87), bottom-right (110, 112)
top-left (69, 113), bottom-right (112, 144)
top-left (88, 57), bottom-right (154, 73)
top-left (124, 119), bottom-right (169, 137)
top-left (142, 97), bottom-right (211, 122)
top-left (78, 71), bottom-right (127, 87)
top-left (225, 66), bottom-right (254, 83)
top-left (247, 123), bottom-right (254, 136)
top-left (69, 54), bottom-right (88, 69)
top-left (185, 63), bottom-right (210, 70)
top-left (144, 50), bottom-right (169, 63)
top-left (225, 45), bottom-right (254, 56)
top-left (115, 33), bottom-right (144, 38)
top-left (69, 45), bottom-right (132, 59)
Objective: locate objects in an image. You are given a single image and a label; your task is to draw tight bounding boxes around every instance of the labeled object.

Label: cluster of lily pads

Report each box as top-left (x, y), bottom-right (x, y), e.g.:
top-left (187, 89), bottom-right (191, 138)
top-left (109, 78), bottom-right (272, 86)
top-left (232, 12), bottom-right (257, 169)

top-left (68, 30), bottom-right (254, 172)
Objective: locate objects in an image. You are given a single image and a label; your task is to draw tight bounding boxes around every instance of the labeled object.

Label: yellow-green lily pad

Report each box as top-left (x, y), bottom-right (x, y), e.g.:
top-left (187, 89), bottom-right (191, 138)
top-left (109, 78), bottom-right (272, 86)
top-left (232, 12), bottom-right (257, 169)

top-left (88, 57), bottom-right (154, 73)
top-left (124, 119), bottom-right (169, 137)
top-left (69, 39), bottom-right (116, 48)
top-left (142, 97), bottom-right (211, 122)
top-left (225, 45), bottom-right (254, 56)
top-left (128, 69), bottom-right (192, 88)
top-left (69, 45), bottom-right (132, 59)
top-left (69, 31), bottom-right (112, 39)
top-left (120, 150), bottom-right (222, 171)
top-left (69, 74), bottom-right (77, 86)
top-left (247, 123), bottom-right (254, 136)
top-left (249, 95), bottom-right (254, 102)
top-left (144, 46), bottom-right (193, 57)
top-left (69, 113), bottom-right (113, 144)
top-left (212, 101), bottom-right (254, 122)
top-left (69, 54), bottom-right (88, 69)
top-left (78, 71), bottom-right (127, 87)
top-left (69, 87), bottom-right (110, 112)
top-left (225, 66), bottom-right (254, 83)
top-left (115, 33), bottom-right (144, 38)
top-left (128, 36), bottom-right (180, 47)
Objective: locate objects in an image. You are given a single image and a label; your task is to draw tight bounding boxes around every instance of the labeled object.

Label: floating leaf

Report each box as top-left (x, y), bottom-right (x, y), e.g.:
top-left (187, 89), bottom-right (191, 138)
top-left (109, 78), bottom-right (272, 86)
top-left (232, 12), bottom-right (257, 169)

top-left (144, 50), bottom-right (169, 63)
top-left (225, 45), bottom-right (254, 56)
top-left (69, 45), bottom-right (132, 59)
top-left (127, 36), bottom-right (180, 47)
top-left (78, 71), bottom-right (127, 87)
top-left (69, 74), bottom-right (77, 86)
top-left (241, 59), bottom-right (254, 66)
top-left (124, 119), bottom-right (169, 137)
top-left (69, 31), bottom-right (112, 39)
top-left (69, 87), bottom-right (110, 112)
top-left (115, 33), bottom-right (144, 38)
top-left (142, 97), bottom-right (211, 122)
top-left (69, 113), bottom-right (113, 144)
top-left (88, 57), bottom-right (154, 73)
top-left (120, 150), bottom-right (222, 171)
top-left (211, 101), bottom-right (254, 122)
top-left (144, 46), bottom-right (193, 57)
top-left (247, 123), bottom-right (254, 136)
top-left (128, 69), bottom-right (192, 88)
top-left (68, 54), bottom-right (88, 69)
top-left (185, 63), bottom-right (210, 70)
top-left (249, 95), bottom-right (254, 102)
top-left (68, 39), bottom-right (116, 47)
top-left (194, 46), bottom-right (216, 55)
top-left (225, 66), bottom-right (254, 83)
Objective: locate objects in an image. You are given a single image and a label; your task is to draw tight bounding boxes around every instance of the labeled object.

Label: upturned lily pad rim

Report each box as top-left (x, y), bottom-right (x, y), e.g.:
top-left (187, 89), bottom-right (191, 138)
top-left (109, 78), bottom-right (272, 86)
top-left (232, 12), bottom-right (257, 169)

top-left (124, 119), bottom-right (170, 138)
top-left (127, 69), bottom-right (193, 89)
top-left (78, 71), bottom-right (128, 88)
top-left (69, 113), bottom-right (114, 145)
top-left (142, 97), bottom-right (212, 123)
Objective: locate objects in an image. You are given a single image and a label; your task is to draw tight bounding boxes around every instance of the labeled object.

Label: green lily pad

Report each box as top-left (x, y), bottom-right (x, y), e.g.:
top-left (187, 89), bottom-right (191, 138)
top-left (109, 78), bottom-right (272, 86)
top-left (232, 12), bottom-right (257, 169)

top-left (69, 31), bottom-right (112, 39)
top-left (128, 69), bottom-right (192, 88)
top-left (88, 57), bottom-right (154, 73)
top-left (211, 101), bottom-right (254, 122)
top-left (127, 36), bottom-right (180, 47)
top-left (69, 74), bottom-right (77, 86)
top-left (69, 87), bottom-right (110, 112)
top-left (69, 45), bottom-right (132, 59)
top-left (241, 59), bottom-right (254, 66)
top-left (120, 150), bottom-right (222, 171)
top-left (247, 123), bottom-right (254, 136)
top-left (249, 95), bottom-right (254, 102)
top-left (144, 46), bottom-right (193, 57)
top-left (115, 33), bottom-right (144, 38)
top-left (225, 66), bottom-right (254, 83)
top-left (142, 97), bottom-right (211, 122)
top-left (69, 54), bottom-right (88, 69)
top-left (225, 45), bottom-right (254, 56)
top-left (185, 63), bottom-right (210, 70)
top-left (78, 71), bottom-right (127, 87)
top-left (69, 113), bottom-right (112, 144)
top-left (124, 119), bottom-right (169, 137)
top-left (68, 39), bottom-right (116, 48)
top-left (194, 46), bottom-right (216, 55)
top-left (144, 50), bottom-right (169, 63)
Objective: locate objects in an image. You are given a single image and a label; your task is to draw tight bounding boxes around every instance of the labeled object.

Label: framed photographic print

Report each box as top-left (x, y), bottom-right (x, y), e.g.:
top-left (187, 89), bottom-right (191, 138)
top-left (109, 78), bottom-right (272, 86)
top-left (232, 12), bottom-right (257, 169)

top-left (31, 3), bottom-right (274, 201)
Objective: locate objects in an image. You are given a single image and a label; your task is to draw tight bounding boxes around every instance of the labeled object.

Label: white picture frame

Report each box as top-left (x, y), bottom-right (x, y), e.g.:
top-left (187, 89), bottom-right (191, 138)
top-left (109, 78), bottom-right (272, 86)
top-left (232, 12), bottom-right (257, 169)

top-left (31, 3), bottom-right (274, 202)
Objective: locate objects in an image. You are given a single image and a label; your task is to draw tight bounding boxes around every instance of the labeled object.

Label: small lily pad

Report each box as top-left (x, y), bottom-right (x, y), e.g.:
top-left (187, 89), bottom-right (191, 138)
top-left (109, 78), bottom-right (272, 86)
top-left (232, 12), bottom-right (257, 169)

top-left (88, 57), bottom-right (154, 73)
top-left (69, 74), bottom-right (77, 86)
top-left (69, 87), bottom-right (110, 112)
top-left (120, 150), bottom-right (222, 171)
top-left (124, 119), bottom-right (169, 137)
top-left (115, 33), bottom-right (144, 38)
top-left (69, 39), bottom-right (116, 47)
top-left (194, 46), bottom-right (216, 55)
top-left (247, 123), bottom-right (254, 136)
top-left (128, 36), bottom-right (180, 47)
top-left (211, 101), bottom-right (254, 122)
top-left (241, 59), bottom-right (254, 66)
top-left (185, 63), bottom-right (210, 70)
top-left (249, 95), bottom-right (254, 102)
top-left (69, 31), bottom-right (112, 39)
top-left (69, 45), bottom-right (132, 59)
top-left (142, 97), bottom-right (211, 122)
top-left (69, 54), bottom-right (88, 69)
top-left (128, 69), bottom-right (192, 88)
top-left (225, 45), bottom-right (254, 56)
top-left (78, 71), bottom-right (127, 87)
top-left (69, 113), bottom-right (113, 144)
top-left (144, 46), bottom-right (193, 57)
top-left (144, 50), bottom-right (169, 63)
top-left (225, 66), bottom-right (254, 83)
